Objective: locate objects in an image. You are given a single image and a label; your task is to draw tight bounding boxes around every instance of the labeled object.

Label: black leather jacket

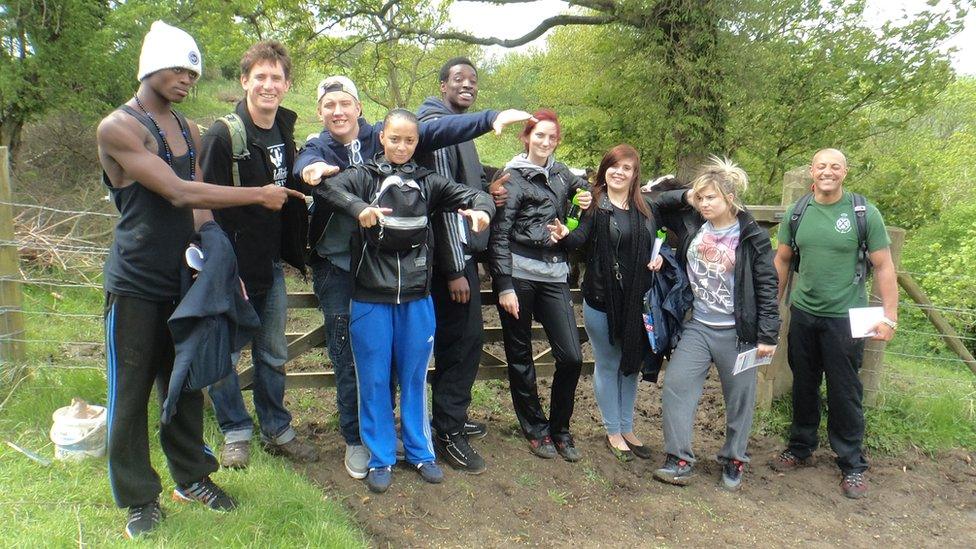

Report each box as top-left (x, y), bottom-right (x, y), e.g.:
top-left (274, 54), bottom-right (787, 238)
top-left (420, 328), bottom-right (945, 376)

top-left (655, 190), bottom-right (780, 346)
top-left (489, 158), bottom-right (588, 293)
top-left (315, 157), bottom-right (494, 304)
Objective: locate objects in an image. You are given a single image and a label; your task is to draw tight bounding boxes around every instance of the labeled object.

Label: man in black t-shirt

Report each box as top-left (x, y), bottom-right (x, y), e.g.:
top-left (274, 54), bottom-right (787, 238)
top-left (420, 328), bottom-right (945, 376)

top-left (200, 41), bottom-right (318, 469)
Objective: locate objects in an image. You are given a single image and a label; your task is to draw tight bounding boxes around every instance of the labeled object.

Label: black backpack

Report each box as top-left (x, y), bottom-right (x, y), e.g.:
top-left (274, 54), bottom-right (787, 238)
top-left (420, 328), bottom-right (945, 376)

top-left (787, 191), bottom-right (871, 286)
top-left (364, 163), bottom-right (432, 252)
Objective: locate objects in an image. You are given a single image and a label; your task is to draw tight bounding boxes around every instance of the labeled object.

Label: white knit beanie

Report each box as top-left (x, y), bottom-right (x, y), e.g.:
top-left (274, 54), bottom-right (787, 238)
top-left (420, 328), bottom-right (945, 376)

top-left (137, 21), bottom-right (202, 81)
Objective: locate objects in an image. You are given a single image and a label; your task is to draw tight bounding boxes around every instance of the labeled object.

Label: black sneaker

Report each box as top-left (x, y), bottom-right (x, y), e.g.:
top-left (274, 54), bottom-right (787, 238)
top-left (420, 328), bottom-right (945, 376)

top-left (173, 477), bottom-right (237, 512)
top-left (721, 459), bottom-right (745, 491)
top-left (435, 432), bottom-right (487, 474)
top-left (462, 420), bottom-right (488, 439)
top-left (653, 454), bottom-right (695, 486)
top-left (125, 499), bottom-right (163, 539)
top-left (554, 436), bottom-right (582, 462)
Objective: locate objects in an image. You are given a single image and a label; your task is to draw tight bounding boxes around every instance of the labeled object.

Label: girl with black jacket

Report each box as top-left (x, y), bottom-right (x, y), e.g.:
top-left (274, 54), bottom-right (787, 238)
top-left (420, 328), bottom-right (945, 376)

top-left (651, 157), bottom-right (780, 491)
top-left (549, 144), bottom-right (664, 462)
top-left (317, 109), bottom-right (494, 493)
top-left (489, 109), bottom-right (592, 461)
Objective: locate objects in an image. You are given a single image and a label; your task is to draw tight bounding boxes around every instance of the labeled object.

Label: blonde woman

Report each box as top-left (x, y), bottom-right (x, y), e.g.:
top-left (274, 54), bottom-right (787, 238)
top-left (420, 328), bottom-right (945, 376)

top-left (652, 157), bottom-right (779, 490)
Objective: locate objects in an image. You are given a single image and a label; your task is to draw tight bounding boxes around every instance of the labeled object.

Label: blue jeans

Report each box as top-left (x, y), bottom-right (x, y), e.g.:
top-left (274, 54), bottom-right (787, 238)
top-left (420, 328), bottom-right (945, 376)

top-left (310, 258), bottom-right (360, 445)
top-left (583, 301), bottom-right (639, 435)
top-left (350, 298), bottom-right (436, 468)
top-left (209, 263), bottom-right (294, 445)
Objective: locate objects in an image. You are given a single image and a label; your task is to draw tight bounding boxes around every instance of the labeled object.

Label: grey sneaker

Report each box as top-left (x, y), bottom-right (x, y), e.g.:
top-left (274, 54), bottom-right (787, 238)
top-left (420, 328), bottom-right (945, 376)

top-left (344, 444), bottom-right (370, 479)
top-left (220, 441), bottom-right (250, 469)
top-left (653, 454), bottom-right (695, 486)
top-left (264, 437), bottom-right (319, 463)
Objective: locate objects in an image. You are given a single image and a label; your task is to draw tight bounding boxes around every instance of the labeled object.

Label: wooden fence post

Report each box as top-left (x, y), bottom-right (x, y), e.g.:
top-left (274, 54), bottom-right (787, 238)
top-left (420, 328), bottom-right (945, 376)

top-left (860, 227), bottom-right (904, 406)
top-left (756, 166), bottom-right (809, 409)
top-left (0, 146), bottom-right (25, 381)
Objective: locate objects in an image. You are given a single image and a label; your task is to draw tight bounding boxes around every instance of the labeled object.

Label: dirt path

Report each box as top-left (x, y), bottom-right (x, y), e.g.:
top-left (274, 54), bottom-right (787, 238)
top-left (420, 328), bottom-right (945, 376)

top-left (289, 376), bottom-right (976, 548)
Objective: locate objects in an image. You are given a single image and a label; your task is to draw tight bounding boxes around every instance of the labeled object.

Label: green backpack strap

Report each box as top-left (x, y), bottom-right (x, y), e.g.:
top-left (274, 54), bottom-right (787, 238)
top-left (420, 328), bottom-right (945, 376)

top-left (214, 114), bottom-right (249, 187)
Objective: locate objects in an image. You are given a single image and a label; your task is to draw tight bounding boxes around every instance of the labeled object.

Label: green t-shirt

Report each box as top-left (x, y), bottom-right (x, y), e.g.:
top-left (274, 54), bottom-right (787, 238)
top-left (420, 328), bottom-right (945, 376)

top-left (778, 192), bottom-right (890, 317)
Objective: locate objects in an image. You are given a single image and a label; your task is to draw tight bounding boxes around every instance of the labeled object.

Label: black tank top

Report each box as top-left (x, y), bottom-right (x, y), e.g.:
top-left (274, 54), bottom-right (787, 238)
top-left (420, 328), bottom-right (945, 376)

top-left (103, 104), bottom-right (195, 301)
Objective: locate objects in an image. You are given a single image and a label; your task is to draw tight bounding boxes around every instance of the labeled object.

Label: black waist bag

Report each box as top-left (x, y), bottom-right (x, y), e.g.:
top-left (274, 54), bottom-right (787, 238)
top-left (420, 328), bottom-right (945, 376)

top-left (367, 174), bottom-right (429, 251)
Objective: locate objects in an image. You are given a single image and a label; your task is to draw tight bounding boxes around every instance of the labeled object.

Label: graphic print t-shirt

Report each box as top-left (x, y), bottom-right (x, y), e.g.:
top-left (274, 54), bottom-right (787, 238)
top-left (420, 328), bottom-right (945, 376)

top-left (255, 124), bottom-right (288, 187)
top-left (687, 220), bottom-right (740, 326)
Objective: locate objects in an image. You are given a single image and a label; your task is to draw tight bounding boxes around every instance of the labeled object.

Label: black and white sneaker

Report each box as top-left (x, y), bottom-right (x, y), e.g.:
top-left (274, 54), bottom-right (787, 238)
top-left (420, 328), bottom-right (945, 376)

top-left (435, 432), bottom-right (487, 474)
top-left (462, 420), bottom-right (488, 439)
top-left (125, 499), bottom-right (163, 539)
top-left (172, 476), bottom-right (237, 512)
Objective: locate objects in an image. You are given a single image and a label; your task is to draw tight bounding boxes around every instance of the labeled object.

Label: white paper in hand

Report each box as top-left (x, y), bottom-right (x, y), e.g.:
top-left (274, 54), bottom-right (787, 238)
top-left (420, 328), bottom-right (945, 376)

top-left (185, 244), bottom-right (205, 272)
top-left (650, 236), bottom-right (665, 263)
top-left (849, 307), bottom-right (884, 338)
top-left (733, 347), bottom-right (773, 376)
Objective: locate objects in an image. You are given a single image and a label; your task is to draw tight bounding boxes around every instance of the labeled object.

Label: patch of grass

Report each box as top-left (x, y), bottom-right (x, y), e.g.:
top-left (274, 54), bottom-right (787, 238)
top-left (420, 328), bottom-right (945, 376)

top-left (0, 366), bottom-right (365, 547)
top-left (581, 464), bottom-right (611, 491)
top-left (515, 473), bottom-right (538, 488)
top-left (546, 489), bottom-right (569, 506)
top-left (754, 354), bottom-right (976, 454)
top-left (469, 380), bottom-right (505, 416)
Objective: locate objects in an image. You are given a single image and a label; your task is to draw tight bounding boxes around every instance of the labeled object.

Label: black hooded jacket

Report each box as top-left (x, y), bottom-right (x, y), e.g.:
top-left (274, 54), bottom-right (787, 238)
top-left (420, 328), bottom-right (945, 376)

top-left (200, 100), bottom-right (308, 296)
top-left (315, 156), bottom-right (495, 304)
top-left (654, 190), bottom-right (780, 346)
top-left (416, 96), bottom-right (490, 279)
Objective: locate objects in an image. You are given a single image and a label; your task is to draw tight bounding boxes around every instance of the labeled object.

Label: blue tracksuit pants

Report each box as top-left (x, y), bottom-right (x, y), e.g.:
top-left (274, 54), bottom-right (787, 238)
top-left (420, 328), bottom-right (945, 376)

top-left (350, 297), bottom-right (436, 468)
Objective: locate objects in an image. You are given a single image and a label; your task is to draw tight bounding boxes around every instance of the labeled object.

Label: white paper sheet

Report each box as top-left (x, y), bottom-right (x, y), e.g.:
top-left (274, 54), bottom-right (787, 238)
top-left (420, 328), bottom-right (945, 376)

top-left (650, 236), bottom-right (665, 263)
top-left (733, 347), bottom-right (773, 376)
top-left (849, 306), bottom-right (884, 338)
top-left (185, 244), bottom-right (205, 271)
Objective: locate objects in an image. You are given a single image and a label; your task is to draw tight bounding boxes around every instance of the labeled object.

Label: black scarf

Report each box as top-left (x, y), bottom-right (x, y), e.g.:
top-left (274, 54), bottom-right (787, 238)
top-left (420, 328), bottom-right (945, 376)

top-left (594, 200), bottom-right (652, 375)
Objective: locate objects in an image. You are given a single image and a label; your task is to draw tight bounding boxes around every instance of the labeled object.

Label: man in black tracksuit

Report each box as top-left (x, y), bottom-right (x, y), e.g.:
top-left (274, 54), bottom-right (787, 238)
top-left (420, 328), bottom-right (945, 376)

top-left (416, 57), bottom-right (490, 473)
top-left (200, 41), bottom-right (318, 467)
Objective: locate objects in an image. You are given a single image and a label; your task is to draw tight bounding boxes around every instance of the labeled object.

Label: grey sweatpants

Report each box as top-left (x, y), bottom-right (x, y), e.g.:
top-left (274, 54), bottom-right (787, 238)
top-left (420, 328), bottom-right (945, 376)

top-left (662, 319), bottom-right (757, 464)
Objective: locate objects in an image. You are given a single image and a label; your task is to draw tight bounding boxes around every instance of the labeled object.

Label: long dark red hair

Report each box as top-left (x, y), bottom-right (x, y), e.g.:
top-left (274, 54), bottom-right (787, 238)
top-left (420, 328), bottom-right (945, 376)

top-left (520, 109), bottom-right (561, 153)
top-left (590, 144), bottom-right (648, 217)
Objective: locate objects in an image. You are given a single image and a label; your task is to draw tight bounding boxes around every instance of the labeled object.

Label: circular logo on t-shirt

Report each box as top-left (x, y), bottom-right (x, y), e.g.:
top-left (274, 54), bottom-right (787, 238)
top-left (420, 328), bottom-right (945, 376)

top-left (835, 213), bottom-right (852, 233)
top-left (188, 51), bottom-right (200, 65)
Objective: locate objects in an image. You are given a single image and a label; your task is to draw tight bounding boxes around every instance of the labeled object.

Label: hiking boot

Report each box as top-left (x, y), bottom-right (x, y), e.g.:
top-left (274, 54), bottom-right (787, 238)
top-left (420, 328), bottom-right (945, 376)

top-left (344, 444), bottom-right (370, 479)
top-left (125, 499), bottom-right (163, 539)
top-left (435, 432), bottom-right (487, 474)
top-left (366, 466), bottom-right (393, 493)
top-left (528, 435), bottom-right (558, 459)
top-left (841, 471), bottom-right (868, 499)
top-left (770, 449), bottom-right (812, 472)
top-left (721, 459), bottom-right (745, 491)
top-left (173, 477), bottom-right (237, 512)
top-left (554, 436), bottom-right (582, 462)
top-left (414, 461), bottom-right (445, 484)
top-left (653, 454), bottom-right (695, 486)
top-left (462, 420), bottom-right (488, 439)
top-left (264, 437), bottom-right (319, 463)
top-left (220, 440), bottom-right (250, 469)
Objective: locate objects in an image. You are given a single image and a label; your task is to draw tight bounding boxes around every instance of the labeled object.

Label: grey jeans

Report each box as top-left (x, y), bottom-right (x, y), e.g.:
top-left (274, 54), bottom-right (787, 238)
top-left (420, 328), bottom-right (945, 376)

top-left (661, 319), bottom-right (757, 464)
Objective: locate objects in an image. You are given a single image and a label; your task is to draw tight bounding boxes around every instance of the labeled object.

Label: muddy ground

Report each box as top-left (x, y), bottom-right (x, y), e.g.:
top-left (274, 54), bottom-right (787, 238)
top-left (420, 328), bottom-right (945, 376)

top-left (282, 372), bottom-right (976, 549)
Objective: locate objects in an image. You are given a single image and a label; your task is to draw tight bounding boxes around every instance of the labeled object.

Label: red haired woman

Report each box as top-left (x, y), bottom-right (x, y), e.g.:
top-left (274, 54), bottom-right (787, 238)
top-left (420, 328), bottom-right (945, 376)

top-left (489, 110), bottom-right (591, 461)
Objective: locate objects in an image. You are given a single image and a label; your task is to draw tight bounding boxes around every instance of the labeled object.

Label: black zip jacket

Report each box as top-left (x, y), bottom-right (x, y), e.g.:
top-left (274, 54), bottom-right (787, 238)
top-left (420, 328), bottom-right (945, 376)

top-left (654, 190), bottom-right (780, 346)
top-left (489, 158), bottom-right (588, 293)
top-left (200, 100), bottom-right (308, 296)
top-left (560, 195), bottom-right (660, 311)
top-left (416, 97), bottom-right (490, 279)
top-left (315, 157), bottom-right (495, 304)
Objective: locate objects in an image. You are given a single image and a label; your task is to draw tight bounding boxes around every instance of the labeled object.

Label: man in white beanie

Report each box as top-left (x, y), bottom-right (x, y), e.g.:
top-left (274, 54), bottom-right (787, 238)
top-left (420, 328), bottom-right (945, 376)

top-left (96, 21), bottom-right (303, 539)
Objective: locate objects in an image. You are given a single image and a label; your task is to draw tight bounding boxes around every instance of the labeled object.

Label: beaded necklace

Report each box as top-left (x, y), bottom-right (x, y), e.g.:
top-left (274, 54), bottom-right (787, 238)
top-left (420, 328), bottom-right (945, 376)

top-left (133, 95), bottom-right (196, 180)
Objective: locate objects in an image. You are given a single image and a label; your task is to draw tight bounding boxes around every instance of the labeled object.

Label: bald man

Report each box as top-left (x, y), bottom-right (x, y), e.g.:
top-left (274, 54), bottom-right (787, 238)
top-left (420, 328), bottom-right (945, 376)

top-left (770, 148), bottom-right (897, 499)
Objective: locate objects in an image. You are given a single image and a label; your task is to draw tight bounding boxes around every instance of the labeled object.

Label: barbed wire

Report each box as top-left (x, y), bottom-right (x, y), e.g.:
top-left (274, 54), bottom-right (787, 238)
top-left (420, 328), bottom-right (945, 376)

top-left (0, 277), bottom-right (102, 289)
top-left (0, 240), bottom-right (110, 256)
top-left (897, 301), bottom-right (976, 316)
top-left (898, 270), bottom-right (975, 282)
top-left (866, 348), bottom-right (972, 364)
top-left (3, 337), bottom-right (102, 347)
top-left (0, 200), bottom-right (117, 218)
top-left (0, 308), bottom-right (101, 319)
top-left (895, 327), bottom-right (976, 342)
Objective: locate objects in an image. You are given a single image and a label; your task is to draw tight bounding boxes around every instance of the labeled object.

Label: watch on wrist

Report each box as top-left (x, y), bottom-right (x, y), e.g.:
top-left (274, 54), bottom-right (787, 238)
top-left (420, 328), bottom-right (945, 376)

top-left (880, 317), bottom-right (898, 331)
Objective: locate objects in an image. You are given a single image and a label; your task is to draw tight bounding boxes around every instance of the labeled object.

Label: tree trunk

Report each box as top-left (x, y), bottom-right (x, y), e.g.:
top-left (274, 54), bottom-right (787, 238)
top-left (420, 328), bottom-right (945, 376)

top-left (0, 119), bottom-right (25, 172)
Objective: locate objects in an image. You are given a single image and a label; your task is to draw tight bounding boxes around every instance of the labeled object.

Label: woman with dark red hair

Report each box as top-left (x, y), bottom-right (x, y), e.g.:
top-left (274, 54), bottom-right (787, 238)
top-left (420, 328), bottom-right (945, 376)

top-left (489, 109), bottom-right (592, 461)
top-left (550, 144), bottom-right (663, 463)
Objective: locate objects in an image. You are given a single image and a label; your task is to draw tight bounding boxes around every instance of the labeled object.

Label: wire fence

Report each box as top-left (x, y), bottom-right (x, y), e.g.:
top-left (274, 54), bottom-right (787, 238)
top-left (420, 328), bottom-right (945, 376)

top-left (1, 198), bottom-right (974, 409)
